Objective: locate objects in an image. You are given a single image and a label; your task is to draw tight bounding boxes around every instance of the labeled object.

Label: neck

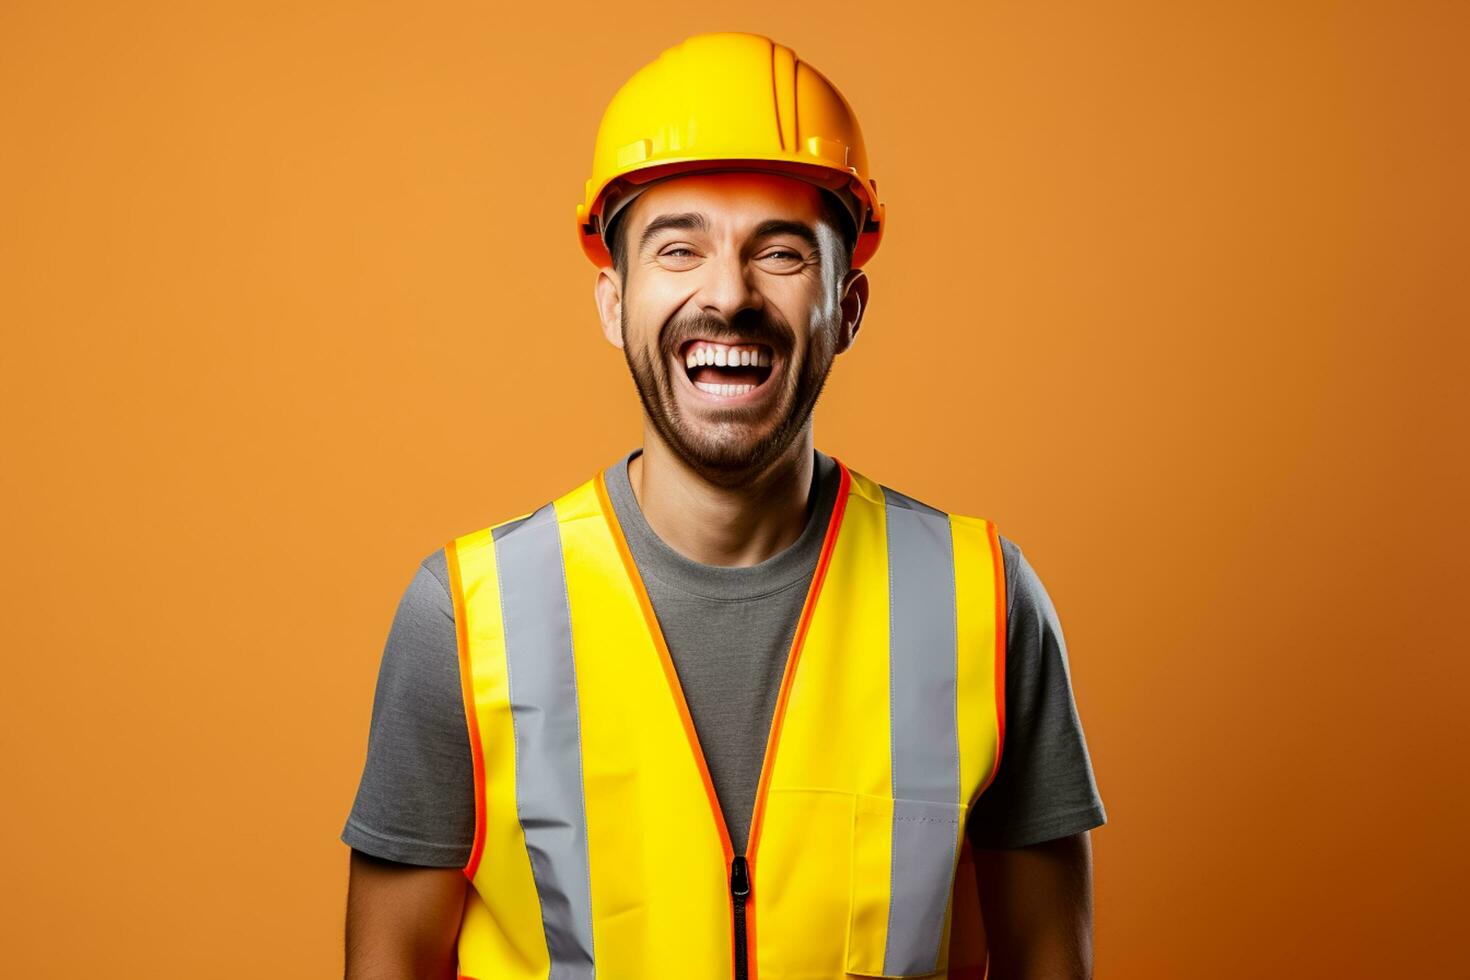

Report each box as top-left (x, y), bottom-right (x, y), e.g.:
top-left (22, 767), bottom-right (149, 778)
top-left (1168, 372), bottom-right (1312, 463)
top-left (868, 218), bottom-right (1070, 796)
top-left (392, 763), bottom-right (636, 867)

top-left (627, 427), bottom-right (817, 568)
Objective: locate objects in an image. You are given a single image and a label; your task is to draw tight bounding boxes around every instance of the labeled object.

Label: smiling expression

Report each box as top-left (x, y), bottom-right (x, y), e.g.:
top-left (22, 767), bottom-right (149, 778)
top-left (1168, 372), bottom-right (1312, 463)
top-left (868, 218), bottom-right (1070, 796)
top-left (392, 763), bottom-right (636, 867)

top-left (596, 171), bottom-right (866, 481)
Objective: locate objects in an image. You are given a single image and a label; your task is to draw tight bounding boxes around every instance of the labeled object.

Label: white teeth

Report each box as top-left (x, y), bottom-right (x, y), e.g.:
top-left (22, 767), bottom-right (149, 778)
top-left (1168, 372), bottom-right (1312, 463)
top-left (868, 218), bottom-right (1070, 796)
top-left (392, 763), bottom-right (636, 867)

top-left (683, 341), bottom-right (773, 367)
top-left (693, 381), bottom-right (756, 397)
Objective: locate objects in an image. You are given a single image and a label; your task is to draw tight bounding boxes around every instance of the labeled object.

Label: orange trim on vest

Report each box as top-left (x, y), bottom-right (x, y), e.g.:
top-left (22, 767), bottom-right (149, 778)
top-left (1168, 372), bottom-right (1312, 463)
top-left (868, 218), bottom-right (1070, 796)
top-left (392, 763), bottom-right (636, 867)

top-left (978, 519), bottom-right (1008, 803)
top-left (446, 538), bottom-right (488, 882)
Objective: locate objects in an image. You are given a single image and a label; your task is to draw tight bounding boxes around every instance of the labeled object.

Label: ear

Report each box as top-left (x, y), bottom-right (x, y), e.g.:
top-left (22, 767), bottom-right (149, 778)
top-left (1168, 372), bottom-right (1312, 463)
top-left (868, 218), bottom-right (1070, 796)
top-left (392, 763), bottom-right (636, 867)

top-left (834, 268), bottom-right (868, 355)
top-left (594, 267), bottom-right (624, 349)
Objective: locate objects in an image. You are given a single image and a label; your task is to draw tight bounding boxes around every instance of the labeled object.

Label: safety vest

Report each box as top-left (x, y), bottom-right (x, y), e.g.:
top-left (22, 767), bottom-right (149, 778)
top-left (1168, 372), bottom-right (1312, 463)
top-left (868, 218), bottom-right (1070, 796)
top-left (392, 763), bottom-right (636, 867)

top-left (445, 456), bottom-right (1007, 980)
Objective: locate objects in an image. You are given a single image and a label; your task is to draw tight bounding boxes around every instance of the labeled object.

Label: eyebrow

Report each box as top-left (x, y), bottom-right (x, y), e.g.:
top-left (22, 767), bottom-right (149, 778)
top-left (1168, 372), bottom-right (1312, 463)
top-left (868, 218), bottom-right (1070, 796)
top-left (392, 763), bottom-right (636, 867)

top-left (637, 213), bottom-right (823, 255)
top-left (639, 212), bottom-right (708, 253)
top-left (751, 219), bottom-right (820, 253)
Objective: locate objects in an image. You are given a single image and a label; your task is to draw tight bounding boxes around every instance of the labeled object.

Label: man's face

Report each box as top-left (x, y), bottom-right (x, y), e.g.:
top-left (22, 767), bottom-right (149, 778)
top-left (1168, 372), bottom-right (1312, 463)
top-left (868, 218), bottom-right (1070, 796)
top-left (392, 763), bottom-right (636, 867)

top-left (596, 171), bottom-right (865, 482)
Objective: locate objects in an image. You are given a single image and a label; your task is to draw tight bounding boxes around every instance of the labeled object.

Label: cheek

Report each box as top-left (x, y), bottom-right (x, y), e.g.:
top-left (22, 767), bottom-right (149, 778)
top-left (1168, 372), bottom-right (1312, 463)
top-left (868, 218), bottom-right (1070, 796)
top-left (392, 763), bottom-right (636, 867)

top-left (766, 288), bottom-right (820, 342)
top-left (757, 270), bottom-right (822, 318)
top-left (626, 279), bottom-right (694, 343)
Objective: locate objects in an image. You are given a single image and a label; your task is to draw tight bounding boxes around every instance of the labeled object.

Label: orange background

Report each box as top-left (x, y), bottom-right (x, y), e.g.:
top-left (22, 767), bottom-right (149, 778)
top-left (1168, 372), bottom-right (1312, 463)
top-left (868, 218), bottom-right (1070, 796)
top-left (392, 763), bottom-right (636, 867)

top-left (2, 1), bottom-right (1465, 976)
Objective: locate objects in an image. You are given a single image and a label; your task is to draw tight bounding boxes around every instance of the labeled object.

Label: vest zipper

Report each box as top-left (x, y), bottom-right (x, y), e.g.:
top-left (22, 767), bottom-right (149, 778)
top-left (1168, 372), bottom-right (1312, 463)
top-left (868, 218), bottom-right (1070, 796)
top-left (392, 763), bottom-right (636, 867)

top-left (730, 855), bottom-right (750, 980)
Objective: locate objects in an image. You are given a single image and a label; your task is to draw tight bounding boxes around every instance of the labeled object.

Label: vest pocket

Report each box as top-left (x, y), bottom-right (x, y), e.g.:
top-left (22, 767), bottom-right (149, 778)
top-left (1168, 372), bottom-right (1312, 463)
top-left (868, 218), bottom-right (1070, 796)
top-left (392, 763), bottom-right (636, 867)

top-left (846, 793), bottom-right (965, 978)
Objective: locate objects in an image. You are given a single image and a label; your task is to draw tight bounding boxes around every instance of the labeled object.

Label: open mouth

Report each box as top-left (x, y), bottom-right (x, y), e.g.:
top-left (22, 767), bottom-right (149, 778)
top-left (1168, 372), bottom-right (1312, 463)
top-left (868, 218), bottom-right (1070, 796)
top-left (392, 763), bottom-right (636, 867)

top-left (678, 339), bottom-right (776, 399)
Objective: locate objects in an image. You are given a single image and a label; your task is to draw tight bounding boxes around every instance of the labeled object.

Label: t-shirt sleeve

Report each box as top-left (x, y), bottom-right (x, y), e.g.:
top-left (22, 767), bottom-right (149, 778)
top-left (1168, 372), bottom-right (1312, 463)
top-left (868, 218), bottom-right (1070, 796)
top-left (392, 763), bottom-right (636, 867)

top-left (340, 548), bottom-right (477, 868)
top-left (966, 536), bottom-right (1108, 849)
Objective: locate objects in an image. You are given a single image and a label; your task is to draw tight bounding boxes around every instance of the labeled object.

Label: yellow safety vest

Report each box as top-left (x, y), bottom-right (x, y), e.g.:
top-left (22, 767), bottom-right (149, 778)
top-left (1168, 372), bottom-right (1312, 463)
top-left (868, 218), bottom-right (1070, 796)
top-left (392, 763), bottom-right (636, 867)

top-left (445, 457), bottom-right (1006, 979)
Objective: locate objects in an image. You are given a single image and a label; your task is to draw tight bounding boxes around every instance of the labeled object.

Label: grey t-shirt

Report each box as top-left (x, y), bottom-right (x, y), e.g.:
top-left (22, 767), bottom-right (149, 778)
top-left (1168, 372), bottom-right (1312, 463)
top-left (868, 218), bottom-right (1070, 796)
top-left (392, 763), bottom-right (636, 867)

top-left (341, 448), bottom-right (1107, 866)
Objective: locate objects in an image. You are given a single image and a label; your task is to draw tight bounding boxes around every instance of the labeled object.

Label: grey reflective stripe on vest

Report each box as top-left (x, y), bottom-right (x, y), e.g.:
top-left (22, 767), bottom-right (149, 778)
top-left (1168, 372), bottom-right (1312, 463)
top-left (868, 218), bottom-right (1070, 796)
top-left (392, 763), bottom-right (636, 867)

top-left (882, 487), bottom-right (961, 976)
top-left (493, 503), bottom-right (596, 978)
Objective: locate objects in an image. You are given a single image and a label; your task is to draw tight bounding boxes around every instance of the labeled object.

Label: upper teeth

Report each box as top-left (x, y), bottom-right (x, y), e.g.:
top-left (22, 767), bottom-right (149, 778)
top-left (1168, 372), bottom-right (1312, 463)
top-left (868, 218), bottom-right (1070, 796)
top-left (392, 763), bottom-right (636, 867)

top-left (685, 342), bottom-right (771, 369)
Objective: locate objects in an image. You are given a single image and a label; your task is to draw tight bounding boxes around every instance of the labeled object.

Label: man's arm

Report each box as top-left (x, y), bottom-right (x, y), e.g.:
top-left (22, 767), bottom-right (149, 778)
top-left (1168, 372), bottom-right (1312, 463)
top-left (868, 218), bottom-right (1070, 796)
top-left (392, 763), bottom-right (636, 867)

top-left (973, 831), bottom-right (1095, 980)
top-left (345, 850), bottom-right (467, 979)
top-left (966, 538), bottom-right (1105, 978)
top-left (340, 551), bottom-right (478, 976)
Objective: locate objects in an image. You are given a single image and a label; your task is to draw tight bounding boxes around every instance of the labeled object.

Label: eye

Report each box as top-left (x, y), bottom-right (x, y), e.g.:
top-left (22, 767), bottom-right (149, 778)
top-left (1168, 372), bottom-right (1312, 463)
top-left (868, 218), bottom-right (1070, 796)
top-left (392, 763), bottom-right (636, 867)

top-left (757, 247), bottom-right (808, 270)
top-left (654, 244), bottom-right (702, 270)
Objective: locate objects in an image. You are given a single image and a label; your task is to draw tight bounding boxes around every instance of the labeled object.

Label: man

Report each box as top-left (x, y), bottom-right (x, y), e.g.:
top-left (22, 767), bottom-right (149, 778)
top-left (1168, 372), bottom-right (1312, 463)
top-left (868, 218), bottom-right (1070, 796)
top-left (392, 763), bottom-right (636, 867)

top-left (342, 32), bottom-right (1106, 980)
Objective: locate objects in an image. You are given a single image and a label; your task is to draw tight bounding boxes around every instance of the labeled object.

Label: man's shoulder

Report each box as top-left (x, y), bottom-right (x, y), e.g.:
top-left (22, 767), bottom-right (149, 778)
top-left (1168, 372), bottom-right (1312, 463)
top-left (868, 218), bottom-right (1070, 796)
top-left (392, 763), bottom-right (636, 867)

top-left (994, 535), bottom-right (1066, 645)
top-left (413, 546), bottom-right (452, 593)
top-left (843, 464), bottom-right (994, 523)
top-left (444, 467), bottom-right (616, 552)
top-left (447, 508), bottom-right (541, 548)
top-left (839, 464), bottom-right (1029, 605)
top-left (997, 533), bottom-right (1023, 597)
top-left (388, 546), bottom-right (454, 623)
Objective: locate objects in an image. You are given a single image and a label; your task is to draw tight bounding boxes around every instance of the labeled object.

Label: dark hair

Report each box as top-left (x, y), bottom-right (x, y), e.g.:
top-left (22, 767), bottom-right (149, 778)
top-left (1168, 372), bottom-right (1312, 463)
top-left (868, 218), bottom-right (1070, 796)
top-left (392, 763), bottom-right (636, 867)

top-left (606, 189), bottom-right (857, 282)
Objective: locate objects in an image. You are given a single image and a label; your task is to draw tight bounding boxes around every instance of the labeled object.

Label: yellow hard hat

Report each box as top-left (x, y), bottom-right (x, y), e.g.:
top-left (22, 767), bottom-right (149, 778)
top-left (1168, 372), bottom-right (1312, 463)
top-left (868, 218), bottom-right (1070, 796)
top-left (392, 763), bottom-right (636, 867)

top-left (577, 32), bottom-right (885, 269)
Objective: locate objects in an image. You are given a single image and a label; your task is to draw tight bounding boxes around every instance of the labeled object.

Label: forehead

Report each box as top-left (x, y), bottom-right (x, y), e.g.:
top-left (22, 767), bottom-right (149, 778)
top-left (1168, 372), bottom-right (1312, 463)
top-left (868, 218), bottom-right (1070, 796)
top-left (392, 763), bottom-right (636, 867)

top-left (627, 171), bottom-right (826, 232)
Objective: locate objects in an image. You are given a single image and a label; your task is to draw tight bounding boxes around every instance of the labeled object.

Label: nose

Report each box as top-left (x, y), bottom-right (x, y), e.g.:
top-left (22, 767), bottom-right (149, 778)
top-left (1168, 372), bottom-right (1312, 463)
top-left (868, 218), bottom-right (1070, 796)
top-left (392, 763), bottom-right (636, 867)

top-left (694, 249), bottom-right (763, 323)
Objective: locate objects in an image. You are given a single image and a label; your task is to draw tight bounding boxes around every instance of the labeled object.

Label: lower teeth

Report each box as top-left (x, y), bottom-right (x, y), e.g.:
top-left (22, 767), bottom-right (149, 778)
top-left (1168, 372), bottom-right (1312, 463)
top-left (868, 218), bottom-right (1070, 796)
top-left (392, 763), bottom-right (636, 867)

top-left (694, 381), bottom-right (756, 396)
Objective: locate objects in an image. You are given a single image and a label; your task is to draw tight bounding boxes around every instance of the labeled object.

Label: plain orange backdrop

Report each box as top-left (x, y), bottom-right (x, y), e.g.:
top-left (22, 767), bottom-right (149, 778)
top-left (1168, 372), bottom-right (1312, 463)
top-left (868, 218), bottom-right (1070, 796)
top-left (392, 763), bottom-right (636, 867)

top-left (2, 1), bottom-right (1466, 977)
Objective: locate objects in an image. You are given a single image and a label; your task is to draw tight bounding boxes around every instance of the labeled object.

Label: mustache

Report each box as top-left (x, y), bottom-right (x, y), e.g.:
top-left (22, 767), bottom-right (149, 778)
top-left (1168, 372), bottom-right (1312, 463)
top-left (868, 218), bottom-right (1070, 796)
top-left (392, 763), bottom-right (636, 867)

top-left (659, 309), bottom-right (794, 359)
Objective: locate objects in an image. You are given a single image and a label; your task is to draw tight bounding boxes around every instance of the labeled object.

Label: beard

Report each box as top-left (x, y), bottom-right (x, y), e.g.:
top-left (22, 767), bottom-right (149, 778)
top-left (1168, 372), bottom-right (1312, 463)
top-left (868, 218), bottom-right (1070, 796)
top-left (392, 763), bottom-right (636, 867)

top-left (620, 301), bottom-right (839, 486)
